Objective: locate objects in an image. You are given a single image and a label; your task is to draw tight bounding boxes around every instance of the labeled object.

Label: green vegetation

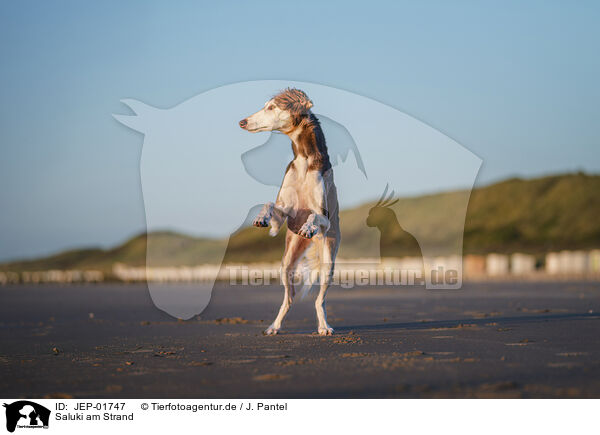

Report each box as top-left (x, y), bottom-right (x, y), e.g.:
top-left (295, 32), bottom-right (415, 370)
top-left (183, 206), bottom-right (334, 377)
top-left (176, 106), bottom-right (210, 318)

top-left (0, 232), bottom-right (226, 273)
top-left (464, 172), bottom-right (600, 253)
top-left (2, 172), bottom-right (598, 272)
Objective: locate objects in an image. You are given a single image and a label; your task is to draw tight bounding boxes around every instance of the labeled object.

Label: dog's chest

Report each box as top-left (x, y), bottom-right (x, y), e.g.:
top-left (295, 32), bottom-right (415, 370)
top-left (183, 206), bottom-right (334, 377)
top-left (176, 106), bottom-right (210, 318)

top-left (283, 156), bottom-right (323, 209)
top-left (292, 156), bottom-right (309, 179)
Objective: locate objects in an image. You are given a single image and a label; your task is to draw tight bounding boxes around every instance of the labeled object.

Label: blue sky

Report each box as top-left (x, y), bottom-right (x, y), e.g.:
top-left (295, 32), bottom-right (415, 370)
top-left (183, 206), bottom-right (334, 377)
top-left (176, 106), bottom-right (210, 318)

top-left (0, 1), bottom-right (599, 262)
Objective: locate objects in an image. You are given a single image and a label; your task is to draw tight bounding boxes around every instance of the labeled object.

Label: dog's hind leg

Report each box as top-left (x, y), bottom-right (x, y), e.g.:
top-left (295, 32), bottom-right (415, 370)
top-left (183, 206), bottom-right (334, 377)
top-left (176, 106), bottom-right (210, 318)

top-left (315, 236), bottom-right (338, 335)
top-left (264, 231), bottom-right (311, 335)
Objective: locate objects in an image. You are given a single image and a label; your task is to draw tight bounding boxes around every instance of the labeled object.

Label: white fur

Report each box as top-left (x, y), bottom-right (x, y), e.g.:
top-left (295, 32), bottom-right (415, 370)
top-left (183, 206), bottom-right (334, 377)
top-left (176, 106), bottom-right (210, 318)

top-left (243, 99), bottom-right (291, 132)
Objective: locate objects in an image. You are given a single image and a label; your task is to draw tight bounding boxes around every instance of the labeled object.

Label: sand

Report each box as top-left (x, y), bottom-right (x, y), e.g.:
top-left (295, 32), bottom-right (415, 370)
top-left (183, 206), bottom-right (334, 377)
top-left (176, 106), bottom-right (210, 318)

top-left (1, 281), bottom-right (599, 398)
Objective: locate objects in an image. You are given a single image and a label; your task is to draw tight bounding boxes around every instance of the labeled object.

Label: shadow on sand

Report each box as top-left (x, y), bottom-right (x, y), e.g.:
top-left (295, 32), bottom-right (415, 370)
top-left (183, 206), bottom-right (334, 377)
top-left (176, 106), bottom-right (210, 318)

top-left (282, 312), bottom-right (599, 335)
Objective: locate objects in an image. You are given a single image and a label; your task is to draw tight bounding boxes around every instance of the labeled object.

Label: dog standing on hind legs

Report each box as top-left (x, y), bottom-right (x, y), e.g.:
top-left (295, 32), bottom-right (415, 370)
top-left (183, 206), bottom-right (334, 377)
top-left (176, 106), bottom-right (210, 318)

top-left (239, 88), bottom-right (340, 336)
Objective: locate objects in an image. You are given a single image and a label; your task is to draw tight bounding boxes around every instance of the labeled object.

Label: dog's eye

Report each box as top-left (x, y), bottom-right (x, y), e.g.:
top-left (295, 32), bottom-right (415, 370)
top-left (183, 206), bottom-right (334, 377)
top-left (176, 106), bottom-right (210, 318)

top-left (267, 105), bottom-right (275, 111)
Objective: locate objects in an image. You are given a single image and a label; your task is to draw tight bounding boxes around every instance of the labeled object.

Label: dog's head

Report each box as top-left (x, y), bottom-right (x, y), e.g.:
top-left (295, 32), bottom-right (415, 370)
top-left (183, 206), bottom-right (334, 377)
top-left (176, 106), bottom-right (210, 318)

top-left (239, 88), bottom-right (313, 133)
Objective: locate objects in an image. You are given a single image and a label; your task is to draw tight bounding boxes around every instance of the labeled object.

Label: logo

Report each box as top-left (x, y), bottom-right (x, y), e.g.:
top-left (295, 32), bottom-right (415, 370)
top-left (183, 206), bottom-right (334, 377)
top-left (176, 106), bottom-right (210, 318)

top-left (3, 401), bottom-right (50, 433)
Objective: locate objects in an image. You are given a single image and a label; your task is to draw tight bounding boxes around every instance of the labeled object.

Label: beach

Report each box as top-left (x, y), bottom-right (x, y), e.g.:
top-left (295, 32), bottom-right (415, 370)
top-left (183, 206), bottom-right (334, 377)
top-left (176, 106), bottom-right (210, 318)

top-left (1, 282), bottom-right (599, 398)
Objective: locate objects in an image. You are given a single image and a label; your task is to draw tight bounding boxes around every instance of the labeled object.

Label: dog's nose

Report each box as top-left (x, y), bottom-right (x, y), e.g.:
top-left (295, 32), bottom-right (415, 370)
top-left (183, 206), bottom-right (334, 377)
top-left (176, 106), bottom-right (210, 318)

top-left (239, 118), bottom-right (248, 128)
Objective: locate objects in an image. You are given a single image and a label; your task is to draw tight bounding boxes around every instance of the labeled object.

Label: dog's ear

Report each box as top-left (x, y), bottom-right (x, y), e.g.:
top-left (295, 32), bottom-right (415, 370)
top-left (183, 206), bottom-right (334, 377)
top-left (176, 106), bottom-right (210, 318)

top-left (291, 89), bottom-right (313, 113)
top-left (301, 98), bottom-right (313, 111)
top-left (290, 100), bottom-right (312, 115)
top-left (275, 88), bottom-right (313, 114)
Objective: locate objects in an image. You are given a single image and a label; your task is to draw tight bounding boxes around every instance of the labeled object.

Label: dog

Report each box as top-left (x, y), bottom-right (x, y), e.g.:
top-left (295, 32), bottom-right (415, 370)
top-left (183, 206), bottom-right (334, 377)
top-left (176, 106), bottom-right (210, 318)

top-left (239, 88), bottom-right (340, 335)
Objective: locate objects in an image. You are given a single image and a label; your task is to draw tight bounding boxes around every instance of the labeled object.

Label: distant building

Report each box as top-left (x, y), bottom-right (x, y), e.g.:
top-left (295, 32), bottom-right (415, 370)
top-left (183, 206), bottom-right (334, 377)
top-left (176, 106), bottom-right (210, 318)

top-left (567, 251), bottom-right (589, 274)
top-left (589, 250), bottom-right (600, 274)
top-left (19, 269), bottom-right (104, 283)
top-left (546, 250), bottom-right (589, 275)
top-left (399, 257), bottom-right (426, 274)
top-left (511, 253), bottom-right (536, 275)
top-left (546, 252), bottom-right (560, 275)
top-left (464, 255), bottom-right (486, 277)
top-left (425, 256), bottom-right (462, 278)
top-left (486, 253), bottom-right (509, 276)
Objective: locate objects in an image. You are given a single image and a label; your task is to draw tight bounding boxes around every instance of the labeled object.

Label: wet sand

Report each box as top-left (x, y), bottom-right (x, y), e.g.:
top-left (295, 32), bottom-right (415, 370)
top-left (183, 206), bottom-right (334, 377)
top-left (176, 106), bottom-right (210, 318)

top-left (1, 282), bottom-right (599, 398)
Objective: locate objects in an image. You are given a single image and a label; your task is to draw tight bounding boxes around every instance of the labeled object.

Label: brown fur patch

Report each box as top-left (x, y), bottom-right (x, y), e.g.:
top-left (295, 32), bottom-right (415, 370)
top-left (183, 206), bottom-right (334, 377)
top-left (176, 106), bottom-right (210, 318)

top-left (294, 114), bottom-right (331, 174)
top-left (286, 208), bottom-right (314, 234)
top-left (274, 89), bottom-right (332, 175)
top-left (273, 88), bottom-right (313, 116)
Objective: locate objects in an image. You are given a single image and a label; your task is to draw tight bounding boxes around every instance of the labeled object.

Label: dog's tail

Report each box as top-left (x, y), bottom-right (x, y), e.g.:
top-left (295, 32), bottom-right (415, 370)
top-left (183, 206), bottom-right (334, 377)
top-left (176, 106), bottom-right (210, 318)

top-left (296, 237), bottom-right (324, 299)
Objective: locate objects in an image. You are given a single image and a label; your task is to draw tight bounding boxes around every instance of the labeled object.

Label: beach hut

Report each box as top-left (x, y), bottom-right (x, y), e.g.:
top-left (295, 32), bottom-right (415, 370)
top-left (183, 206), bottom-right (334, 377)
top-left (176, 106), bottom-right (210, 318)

top-left (546, 250), bottom-right (589, 275)
top-left (546, 252), bottom-right (560, 275)
top-left (588, 250), bottom-right (600, 274)
top-left (486, 253), bottom-right (509, 277)
top-left (564, 250), bottom-right (588, 274)
top-left (511, 253), bottom-right (536, 275)
top-left (463, 255), bottom-right (486, 277)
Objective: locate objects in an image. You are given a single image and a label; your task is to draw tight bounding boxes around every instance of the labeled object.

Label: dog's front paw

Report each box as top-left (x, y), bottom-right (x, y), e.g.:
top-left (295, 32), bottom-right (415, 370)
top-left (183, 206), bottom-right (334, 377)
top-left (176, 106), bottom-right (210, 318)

top-left (253, 215), bottom-right (271, 228)
top-left (263, 325), bottom-right (280, 336)
top-left (318, 326), bottom-right (334, 336)
top-left (298, 221), bottom-right (318, 239)
top-left (253, 203), bottom-right (274, 228)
